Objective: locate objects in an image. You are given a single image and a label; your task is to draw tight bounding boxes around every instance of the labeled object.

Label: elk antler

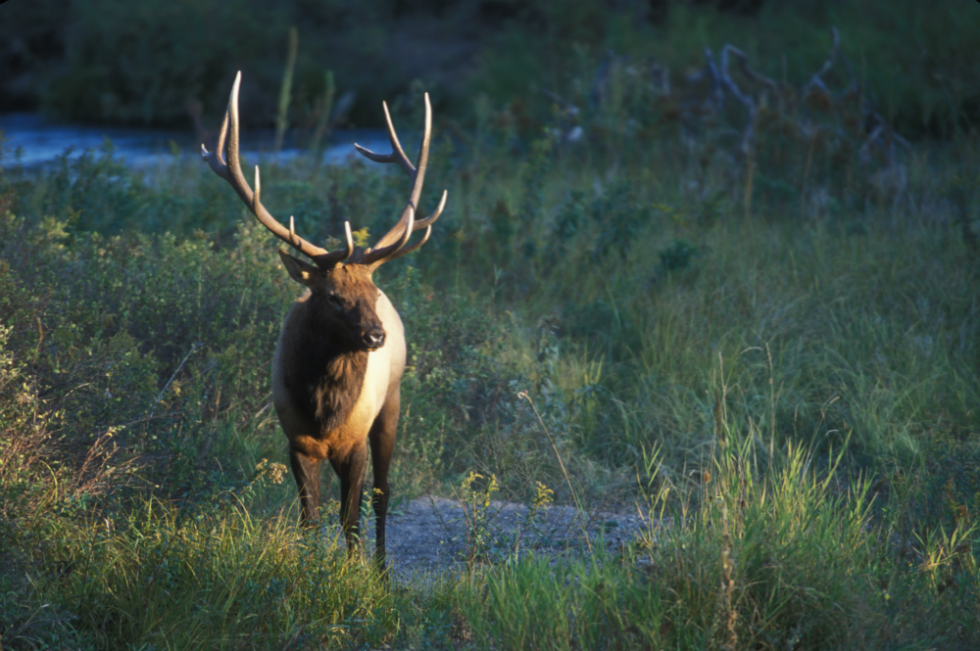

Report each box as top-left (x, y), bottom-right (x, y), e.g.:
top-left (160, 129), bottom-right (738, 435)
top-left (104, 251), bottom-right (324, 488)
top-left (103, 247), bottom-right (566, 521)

top-left (202, 72), bottom-right (354, 267)
top-left (354, 93), bottom-right (448, 267)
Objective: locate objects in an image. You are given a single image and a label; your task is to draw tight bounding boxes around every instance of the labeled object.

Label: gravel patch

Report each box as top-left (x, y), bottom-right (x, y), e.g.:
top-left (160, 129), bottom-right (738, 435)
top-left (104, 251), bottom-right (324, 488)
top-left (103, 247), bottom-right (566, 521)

top-left (323, 496), bottom-right (651, 581)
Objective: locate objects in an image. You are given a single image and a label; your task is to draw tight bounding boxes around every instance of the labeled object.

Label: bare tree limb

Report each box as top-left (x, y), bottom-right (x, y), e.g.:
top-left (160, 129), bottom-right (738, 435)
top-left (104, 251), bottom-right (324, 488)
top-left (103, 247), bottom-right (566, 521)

top-left (804, 27), bottom-right (841, 96)
top-left (703, 48), bottom-right (725, 114)
top-left (719, 45), bottom-right (757, 156)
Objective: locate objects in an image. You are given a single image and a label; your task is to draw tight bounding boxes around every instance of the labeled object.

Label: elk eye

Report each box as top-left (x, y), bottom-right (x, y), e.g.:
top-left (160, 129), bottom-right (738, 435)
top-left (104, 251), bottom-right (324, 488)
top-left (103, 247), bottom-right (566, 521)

top-left (327, 294), bottom-right (344, 309)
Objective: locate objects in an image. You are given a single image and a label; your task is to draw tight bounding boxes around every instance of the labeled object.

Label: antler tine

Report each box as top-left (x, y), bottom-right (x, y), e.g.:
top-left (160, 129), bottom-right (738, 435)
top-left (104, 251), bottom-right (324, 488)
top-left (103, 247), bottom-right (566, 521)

top-left (353, 101), bottom-right (416, 176)
top-left (352, 92), bottom-right (447, 267)
top-left (414, 189), bottom-right (448, 229)
top-left (353, 94), bottom-right (436, 251)
top-left (201, 73), bottom-right (236, 181)
top-left (201, 72), bottom-right (253, 206)
top-left (364, 189), bottom-right (446, 267)
top-left (386, 224), bottom-right (432, 263)
top-left (342, 220), bottom-right (354, 255)
top-left (255, 165), bottom-right (352, 264)
top-left (202, 72), bottom-right (352, 267)
top-left (362, 207), bottom-right (415, 267)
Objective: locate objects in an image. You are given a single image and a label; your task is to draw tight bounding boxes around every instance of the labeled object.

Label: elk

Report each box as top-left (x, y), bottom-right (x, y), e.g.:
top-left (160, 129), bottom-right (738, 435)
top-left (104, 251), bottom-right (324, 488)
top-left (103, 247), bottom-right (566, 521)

top-left (202, 72), bottom-right (446, 568)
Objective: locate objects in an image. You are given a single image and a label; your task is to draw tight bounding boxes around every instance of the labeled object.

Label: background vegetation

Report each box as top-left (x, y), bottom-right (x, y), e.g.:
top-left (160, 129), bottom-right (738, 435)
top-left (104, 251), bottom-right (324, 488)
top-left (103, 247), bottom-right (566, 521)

top-left (2, 0), bottom-right (979, 136)
top-left (1, 0), bottom-right (979, 649)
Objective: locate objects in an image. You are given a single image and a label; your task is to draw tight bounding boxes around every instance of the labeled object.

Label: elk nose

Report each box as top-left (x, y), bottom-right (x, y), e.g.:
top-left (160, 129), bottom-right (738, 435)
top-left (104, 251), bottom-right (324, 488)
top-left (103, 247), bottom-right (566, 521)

top-left (363, 327), bottom-right (386, 350)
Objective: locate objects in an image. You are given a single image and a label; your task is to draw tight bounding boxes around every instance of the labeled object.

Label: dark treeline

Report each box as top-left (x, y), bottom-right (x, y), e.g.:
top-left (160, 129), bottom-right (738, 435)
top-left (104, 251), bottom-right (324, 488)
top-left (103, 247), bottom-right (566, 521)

top-left (0, 0), bottom-right (977, 138)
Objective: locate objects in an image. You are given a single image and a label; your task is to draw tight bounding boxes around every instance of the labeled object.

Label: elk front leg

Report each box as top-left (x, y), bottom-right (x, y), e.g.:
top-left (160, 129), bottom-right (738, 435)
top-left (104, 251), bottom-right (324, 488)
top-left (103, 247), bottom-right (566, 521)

top-left (289, 448), bottom-right (322, 526)
top-left (369, 388), bottom-right (400, 571)
top-left (331, 445), bottom-right (367, 555)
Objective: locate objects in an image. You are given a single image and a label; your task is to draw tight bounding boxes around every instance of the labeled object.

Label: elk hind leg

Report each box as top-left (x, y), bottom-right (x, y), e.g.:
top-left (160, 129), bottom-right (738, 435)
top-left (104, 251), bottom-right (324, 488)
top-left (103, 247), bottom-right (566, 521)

top-left (369, 388), bottom-right (400, 570)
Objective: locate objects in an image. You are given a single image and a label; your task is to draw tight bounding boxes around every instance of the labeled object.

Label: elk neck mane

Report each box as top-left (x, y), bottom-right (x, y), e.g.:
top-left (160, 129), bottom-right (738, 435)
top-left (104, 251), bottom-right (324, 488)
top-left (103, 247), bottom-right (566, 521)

top-left (282, 292), bottom-right (369, 434)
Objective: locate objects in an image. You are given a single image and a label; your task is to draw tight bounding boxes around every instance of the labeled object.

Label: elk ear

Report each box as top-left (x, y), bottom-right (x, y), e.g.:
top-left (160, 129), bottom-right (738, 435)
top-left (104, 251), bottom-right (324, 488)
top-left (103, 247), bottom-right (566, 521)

top-left (278, 250), bottom-right (319, 286)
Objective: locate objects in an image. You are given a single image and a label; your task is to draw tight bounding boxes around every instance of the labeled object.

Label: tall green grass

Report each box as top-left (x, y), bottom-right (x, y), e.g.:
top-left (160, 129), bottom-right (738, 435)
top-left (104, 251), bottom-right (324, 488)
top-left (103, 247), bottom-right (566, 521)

top-left (2, 494), bottom-right (397, 649)
top-left (458, 435), bottom-right (978, 650)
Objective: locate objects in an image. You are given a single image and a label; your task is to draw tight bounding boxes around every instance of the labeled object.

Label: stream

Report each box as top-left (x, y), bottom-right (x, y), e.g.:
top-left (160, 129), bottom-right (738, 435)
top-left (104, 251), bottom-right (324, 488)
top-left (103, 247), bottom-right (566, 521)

top-left (0, 112), bottom-right (390, 170)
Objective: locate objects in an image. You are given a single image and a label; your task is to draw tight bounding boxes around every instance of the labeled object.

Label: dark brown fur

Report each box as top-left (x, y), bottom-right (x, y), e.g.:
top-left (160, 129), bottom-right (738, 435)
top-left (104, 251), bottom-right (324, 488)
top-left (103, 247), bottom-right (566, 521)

top-left (313, 352), bottom-right (368, 430)
top-left (282, 306), bottom-right (370, 433)
top-left (279, 264), bottom-right (380, 432)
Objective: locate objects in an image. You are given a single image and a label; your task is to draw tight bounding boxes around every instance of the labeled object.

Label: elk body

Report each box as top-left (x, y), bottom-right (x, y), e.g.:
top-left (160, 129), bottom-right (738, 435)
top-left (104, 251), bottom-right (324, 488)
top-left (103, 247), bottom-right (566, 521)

top-left (202, 72), bottom-right (446, 567)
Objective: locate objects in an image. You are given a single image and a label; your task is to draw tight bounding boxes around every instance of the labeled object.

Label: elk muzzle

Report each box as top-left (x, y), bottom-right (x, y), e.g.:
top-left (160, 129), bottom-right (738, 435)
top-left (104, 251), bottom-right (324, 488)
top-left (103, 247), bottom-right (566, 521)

top-left (361, 325), bottom-right (386, 350)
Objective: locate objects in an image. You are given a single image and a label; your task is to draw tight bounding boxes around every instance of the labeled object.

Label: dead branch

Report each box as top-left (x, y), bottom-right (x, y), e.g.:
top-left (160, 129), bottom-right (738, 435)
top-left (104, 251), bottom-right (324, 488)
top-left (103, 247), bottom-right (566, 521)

top-left (703, 48), bottom-right (725, 114)
top-left (541, 88), bottom-right (580, 117)
top-left (722, 45), bottom-right (777, 91)
top-left (804, 27), bottom-right (841, 96)
top-left (719, 45), bottom-right (759, 156)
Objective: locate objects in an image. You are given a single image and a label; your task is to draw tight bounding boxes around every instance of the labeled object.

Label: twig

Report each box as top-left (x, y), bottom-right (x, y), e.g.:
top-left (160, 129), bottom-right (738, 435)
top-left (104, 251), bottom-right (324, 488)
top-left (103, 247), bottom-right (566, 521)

top-left (702, 48), bottom-right (725, 114)
top-left (723, 45), bottom-right (776, 91)
top-left (719, 47), bottom-right (756, 111)
top-left (8, 603), bottom-right (55, 638)
top-left (274, 26), bottom-right (299, 154)
top-left (309, 70), bottom-right (336, 152)
top-left (517, 391), bottom-right (592, 554)
top-left (427, 494), bottom-right (461, 551)
top-left (541, 88), bottom-right (580, 116)
top-left (804, 27), bottom-right (841, 96)
top-left (148, 342), bottom-right (202, 421)
top-left (70, 428), bottom-right (118, 496)
top-left (719, 45), bottom-right (762, 157)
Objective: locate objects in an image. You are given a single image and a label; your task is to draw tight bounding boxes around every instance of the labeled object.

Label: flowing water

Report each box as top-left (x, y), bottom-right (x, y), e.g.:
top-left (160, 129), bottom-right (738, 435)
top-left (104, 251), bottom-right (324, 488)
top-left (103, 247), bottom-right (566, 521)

top-left (0, 112), bottom-right (390, 171)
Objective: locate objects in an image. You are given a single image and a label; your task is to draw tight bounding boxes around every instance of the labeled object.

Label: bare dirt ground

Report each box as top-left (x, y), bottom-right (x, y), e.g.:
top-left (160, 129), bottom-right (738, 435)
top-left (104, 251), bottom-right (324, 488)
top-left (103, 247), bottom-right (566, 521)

top-left (330, 497), bottom-right (651, 581)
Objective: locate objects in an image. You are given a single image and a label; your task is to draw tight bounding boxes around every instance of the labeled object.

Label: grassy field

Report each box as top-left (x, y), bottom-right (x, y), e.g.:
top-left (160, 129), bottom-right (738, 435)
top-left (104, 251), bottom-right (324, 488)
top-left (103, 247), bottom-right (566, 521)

top-left (2, 3), bottom-right (980, 649)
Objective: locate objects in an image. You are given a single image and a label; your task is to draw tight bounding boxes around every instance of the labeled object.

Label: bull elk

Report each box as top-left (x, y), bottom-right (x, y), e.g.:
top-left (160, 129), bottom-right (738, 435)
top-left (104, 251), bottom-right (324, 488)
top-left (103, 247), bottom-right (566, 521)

top-left (202, 72), bottom-right (446, 567)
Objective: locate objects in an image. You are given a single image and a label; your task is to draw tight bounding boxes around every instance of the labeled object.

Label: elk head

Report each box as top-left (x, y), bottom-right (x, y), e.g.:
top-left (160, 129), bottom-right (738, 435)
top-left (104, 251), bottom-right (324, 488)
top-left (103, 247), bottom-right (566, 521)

top-left (276, 254), bottom-right (388, 351)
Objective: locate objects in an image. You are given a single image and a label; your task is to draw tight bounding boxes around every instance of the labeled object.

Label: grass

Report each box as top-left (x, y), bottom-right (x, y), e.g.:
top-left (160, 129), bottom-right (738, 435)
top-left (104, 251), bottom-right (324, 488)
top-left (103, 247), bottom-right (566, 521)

top-left (2, 22), bottom-right (980, 648)
top-left (2, 492), bottom-right (397, 649)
